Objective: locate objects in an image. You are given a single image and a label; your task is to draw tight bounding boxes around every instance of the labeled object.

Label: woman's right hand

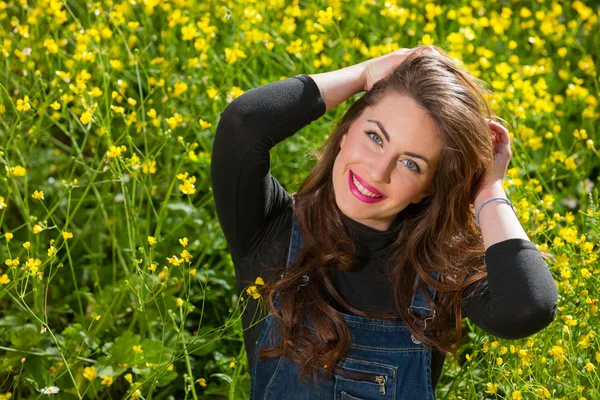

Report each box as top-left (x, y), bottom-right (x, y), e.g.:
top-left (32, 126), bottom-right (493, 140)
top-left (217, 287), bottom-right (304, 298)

top-left (361, 46), bottom-right (439, 92)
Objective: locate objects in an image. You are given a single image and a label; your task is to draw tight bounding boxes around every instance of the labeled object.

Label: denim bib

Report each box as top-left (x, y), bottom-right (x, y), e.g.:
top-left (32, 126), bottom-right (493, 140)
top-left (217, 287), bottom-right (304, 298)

top-left (249, 210), bottom-right (440, 399)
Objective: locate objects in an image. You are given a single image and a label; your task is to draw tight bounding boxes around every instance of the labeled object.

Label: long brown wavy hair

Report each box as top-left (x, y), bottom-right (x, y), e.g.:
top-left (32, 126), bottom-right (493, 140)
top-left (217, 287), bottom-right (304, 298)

top-left (256, 45), bottom-right (554, 387)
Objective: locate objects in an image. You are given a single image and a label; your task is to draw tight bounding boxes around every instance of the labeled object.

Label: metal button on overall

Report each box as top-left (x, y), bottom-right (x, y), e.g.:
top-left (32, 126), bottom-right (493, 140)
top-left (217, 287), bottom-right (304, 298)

top-left (249, 205), bottom-right (441, 400)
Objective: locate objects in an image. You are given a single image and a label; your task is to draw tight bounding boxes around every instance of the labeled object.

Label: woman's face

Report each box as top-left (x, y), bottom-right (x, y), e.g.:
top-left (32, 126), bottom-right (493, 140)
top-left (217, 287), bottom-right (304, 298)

top-left (332, 92), bottom-right (443, 231)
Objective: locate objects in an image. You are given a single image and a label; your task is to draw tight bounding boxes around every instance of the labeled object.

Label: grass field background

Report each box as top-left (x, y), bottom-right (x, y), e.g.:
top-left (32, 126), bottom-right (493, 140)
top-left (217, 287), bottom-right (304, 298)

top-left (0, 0), bottom-right (599, 398)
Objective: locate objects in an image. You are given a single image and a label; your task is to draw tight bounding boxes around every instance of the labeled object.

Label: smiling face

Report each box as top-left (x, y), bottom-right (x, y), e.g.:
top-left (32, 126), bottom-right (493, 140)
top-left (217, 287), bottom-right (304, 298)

top-left (332, 92), bottom-right (444, 231)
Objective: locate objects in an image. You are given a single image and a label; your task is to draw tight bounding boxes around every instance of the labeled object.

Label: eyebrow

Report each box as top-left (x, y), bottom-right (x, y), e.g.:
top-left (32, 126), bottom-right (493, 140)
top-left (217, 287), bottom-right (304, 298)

top-left (367, 119), bottom-right (430, 166)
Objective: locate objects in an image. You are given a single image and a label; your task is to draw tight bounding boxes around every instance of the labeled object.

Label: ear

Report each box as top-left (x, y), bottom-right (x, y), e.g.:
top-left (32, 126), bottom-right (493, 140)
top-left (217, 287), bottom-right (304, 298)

top-left (340, 133), bottom-right (347, 149)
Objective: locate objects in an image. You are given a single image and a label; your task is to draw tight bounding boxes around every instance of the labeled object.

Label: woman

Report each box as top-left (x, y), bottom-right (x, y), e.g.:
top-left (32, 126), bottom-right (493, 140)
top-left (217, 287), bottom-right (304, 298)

top-left (211, 45), bottom-right (558, 399)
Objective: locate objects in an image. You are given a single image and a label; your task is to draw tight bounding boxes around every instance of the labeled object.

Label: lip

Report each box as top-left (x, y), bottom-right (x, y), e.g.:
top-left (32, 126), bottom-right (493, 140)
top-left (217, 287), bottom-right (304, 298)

top-left (348, 170), bottom-right (387, 203)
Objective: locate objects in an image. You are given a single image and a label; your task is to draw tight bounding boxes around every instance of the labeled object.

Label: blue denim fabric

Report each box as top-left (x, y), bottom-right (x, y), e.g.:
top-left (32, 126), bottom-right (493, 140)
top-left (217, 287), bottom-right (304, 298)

top-left (250, 211), bottom-right (441, 400)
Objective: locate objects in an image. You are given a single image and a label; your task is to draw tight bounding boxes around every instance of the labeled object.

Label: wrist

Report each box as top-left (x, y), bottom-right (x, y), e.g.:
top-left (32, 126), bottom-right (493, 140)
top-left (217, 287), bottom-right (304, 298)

top-left (308, 63), bottom-right (365, 113)
top-left (473, 183), bottom-right (507, 210)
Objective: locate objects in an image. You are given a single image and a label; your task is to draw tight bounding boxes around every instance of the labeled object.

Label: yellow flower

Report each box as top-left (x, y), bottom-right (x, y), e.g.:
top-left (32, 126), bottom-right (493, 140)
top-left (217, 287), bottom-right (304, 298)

top-left (110, 59), bottom-right (123, 69)
top-left (485, 383), bottom-right (499, 395)
top-left (174, 81), bottom-right (188, 96)
top-left (80, 111), bottom-right (92, 124)
top-left (179, 237), bottom-right (188, 247)
top-left (585, 362), bottom-right (596, 372)
top-left (148, 263), bottom-right (157, 272)
top-left (124, 373), bottom-right (133, 383)
top-left (536, 387), bottom-right (551, 398)
top-left (167, 364), bottom-right (174, 371)
top-left (496, 357), bottom-right (503, 365)
top-left (178, 176), bottom-right (197, 195)
top-left (5, 257), bottom-right (20, 268)
top-left (180, 249), bottom-right (192, 262)
top-left (101, 376), bottom-right (113, 386)
top-left (126, 153), bottom-right (141, 168)
top-left (83, 366), bottom-right (98, 381)
top-left (107, 145), bottom-right (126, 158)
top-left (141, 160), bottom-right (156, 174)
top-left (0, 196), bottom-right (6, 209)
top-left (32, 190), bottom-right (44, 200)
top-left (133, 345), bottom-right (143, 354)
top-left (33, 223), bottom-right (43, 234)
top-left (176, 298), bottom-right (184, 307)
top-left (421, 34), bottom-right (434, 45)
top-left (5, 233), bottom-right (13, 241)
top-left (62, 231), bottom-right (73, 240)
top-left (16, 96), bottom-right (31, 112)
top-left (317, 7), bottom-right (334, 26)
top-left (465, 353), bottom-right (472, 362)
top-left (127, 98), bottom-right (137, 106)
top-left (148, 236), bottom-right (157, 246)
top-left (189, 268), bottom-right (196, 276)
top-left (6, 165), bottom-right (26, 177)
top-left (90, 87), bottom-right (103, 97)
top-left (512, 391), bottom-right (522, 400)
top-left (50, 101), bottom-right (61, 110)
top-left (255, 277), bottom-right (264, 285)
top-left (23, 241), bottom-right (30, 250)
top-left (198, 378), bottom-right (207, 387)
top-left (48, 246), bottom-right (56, 256)
top-left (246, 285), bottom-right (260, 299)
top-left (199, 119), bottom-right (211, 129)
top-left (0, 274), bottom-right (10, 285)
top-left (44, 38), bottom-right (58, 53)
top-left (167, 256), bottom-right (184, 266)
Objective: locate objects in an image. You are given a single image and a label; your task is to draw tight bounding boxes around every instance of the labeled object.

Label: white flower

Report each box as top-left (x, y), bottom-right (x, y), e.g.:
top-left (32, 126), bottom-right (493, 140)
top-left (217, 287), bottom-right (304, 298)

top-left (40, 386), bottom-right (60, 394)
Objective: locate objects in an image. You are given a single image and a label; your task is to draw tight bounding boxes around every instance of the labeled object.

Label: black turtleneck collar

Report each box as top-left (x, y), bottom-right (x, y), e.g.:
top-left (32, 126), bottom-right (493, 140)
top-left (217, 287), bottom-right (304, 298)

top-left (340, 211), bottom-right (404, 260)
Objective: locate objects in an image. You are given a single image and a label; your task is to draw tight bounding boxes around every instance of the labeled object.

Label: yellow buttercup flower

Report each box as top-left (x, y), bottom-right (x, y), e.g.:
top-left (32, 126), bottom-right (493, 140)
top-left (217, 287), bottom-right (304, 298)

top-left (83, 366), bottom-right (98, 381)
top-left (80, 111), bottom-right (92, 124)
top-left (16, 96), bottom-right (31, 112)
top-left (32, 190), bottom-right (44, 200)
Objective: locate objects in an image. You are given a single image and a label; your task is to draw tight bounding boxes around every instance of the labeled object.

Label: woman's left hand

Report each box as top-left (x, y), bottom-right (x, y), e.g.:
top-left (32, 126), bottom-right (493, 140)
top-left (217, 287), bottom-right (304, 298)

top-left (477, 120), bottom-right (512, 195)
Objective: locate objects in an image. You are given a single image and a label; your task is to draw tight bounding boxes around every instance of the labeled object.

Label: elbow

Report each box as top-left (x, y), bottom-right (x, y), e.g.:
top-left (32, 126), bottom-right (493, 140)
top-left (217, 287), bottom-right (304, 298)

top-left (492, 298), bottom-right (558, 340)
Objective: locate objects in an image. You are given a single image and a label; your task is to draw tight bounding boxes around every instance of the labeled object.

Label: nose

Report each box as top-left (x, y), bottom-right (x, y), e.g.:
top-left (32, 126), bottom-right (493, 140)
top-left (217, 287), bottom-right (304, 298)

top-left (369, 154), bottom-right (395, 184)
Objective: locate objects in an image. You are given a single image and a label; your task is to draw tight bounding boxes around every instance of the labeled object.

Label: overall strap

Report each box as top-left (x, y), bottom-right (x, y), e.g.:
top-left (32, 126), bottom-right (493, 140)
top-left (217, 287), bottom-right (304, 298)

top-left (408, 269), bottom-right (441, 330)
top-left (273, 198), bottom-right (307, 310)
top-left (281, 197), bottom-right (307, 288)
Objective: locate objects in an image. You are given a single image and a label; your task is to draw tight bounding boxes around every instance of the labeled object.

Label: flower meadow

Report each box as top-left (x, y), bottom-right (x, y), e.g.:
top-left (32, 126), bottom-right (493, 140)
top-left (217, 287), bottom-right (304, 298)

top-left (0, 0), bottom-right (599, 398)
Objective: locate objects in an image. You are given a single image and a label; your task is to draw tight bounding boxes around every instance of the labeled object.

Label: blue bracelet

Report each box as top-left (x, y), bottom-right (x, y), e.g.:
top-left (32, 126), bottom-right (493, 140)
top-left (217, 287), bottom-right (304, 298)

top-left (476, 197), bottom-right (516, 228)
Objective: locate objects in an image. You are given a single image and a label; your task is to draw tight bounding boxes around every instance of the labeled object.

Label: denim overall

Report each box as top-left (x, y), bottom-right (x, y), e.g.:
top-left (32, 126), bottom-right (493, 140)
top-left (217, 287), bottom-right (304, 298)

top-left (249, 210), bottom-right (441, 400)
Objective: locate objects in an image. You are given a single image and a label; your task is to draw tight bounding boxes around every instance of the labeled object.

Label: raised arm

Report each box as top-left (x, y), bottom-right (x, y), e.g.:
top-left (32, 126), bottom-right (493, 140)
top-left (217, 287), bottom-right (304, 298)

top-left (210, 75), bottom-right (327, 260)
top-left (461, 238), bottom-right (558, 339)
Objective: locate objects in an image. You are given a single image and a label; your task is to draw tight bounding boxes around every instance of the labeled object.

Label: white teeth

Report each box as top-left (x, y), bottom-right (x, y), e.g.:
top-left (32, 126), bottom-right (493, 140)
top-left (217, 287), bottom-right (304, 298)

top-left (352, 175), bottom-right (382, 198)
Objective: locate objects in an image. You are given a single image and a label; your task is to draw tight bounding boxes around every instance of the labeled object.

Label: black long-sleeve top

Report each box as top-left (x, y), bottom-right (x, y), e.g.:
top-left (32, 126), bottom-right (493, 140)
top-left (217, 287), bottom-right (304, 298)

top-left (210, 73), bottom-right (558, 391)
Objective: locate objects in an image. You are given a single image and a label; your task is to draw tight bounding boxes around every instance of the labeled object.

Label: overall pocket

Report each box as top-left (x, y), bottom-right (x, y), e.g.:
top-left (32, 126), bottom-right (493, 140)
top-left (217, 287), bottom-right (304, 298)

top-left (333, 357), bottom-right (397, 399)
